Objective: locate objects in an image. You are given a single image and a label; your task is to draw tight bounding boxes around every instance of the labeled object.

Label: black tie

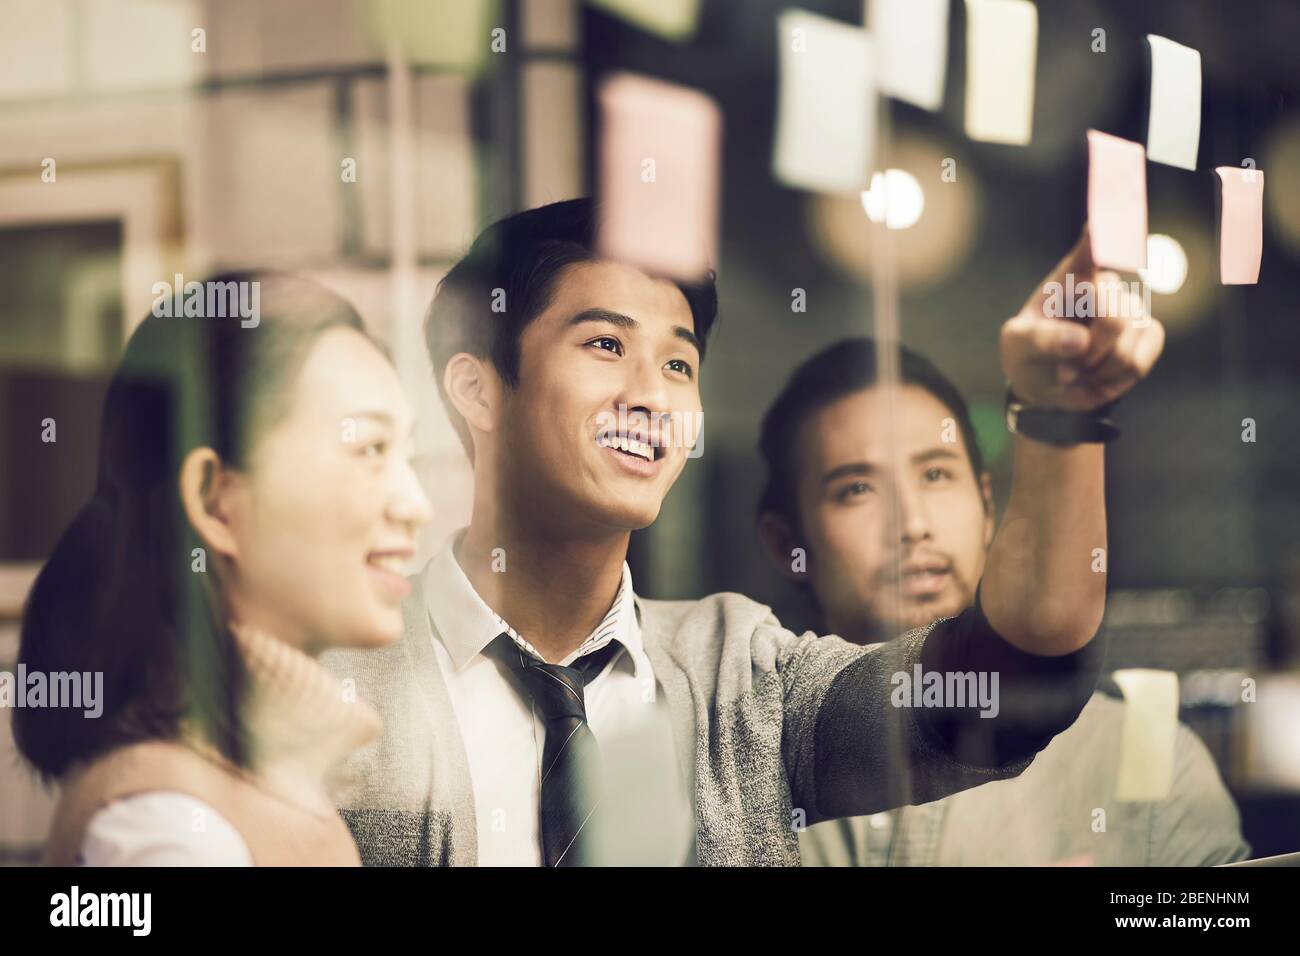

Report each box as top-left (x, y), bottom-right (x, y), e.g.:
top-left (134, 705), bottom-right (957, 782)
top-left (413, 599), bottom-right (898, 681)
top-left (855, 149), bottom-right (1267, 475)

top-left (489, 633), bottom-right (623, 866)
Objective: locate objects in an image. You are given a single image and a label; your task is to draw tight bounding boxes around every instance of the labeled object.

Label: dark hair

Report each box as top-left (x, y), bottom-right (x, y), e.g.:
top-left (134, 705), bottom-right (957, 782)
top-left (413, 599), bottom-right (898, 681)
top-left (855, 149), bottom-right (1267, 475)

top-left (757, 337), bottom-right (987, 528)
top-left (424, 197), bottom-right (719, 457)
top-left (15, 272), bottom-right (372, 779)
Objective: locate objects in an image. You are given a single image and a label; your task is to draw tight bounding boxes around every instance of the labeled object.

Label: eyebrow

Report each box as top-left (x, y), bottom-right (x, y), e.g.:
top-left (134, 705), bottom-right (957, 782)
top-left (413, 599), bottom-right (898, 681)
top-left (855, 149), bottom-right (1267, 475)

top-left (821, 461), bottom-right (876, 486)
top-left (349, 410), bottom-right (394, 425)
top-left (820, 448), bottom-right (965, 485)
top-left (347, 410), bottom-right (416, 438)
top-left (568, 308), bottom-right (702, 356)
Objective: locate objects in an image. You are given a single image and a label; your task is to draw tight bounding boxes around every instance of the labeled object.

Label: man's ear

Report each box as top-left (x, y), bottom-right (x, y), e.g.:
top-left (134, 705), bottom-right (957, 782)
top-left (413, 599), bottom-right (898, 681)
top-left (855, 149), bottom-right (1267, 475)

top-left (758, 511), bottom-right (807, 584)
top-left (179, 447), bottom-right (241, 560)
top-left (443, 352), bottom-right (501, 438)
top-left (979, 470), bottom-right (995, 548)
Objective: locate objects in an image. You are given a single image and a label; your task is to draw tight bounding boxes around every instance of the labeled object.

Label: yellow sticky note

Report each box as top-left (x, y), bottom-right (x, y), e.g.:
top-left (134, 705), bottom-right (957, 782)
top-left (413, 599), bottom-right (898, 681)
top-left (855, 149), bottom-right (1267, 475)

top-left (1146, 35), bottom-right (1202, 171)
top-left (964, 0), bottom-right (1037, 146)
top-left (597, 72), bottom-right (721, 282)
top-left (1216, 166), bottom-right (1265, 285)
top-left (772, 9), bottom-right (875, 194)
top-left (1088, 130), bottom-right (1148, 272)
top-left (588, 0), bottom-right (701, 42)
top-left (869, 0), bottom-right (949, 112)
top-left (363, 0), bottom-right (498, 73)
top-left (1113, 669), bottom-right (1180, 802)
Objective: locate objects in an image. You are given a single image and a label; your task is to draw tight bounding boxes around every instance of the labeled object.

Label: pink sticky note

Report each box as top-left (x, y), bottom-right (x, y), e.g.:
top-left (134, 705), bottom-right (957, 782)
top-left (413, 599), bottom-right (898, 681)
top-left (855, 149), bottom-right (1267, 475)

top-left (596, 72), bottom-right (721, 282)
top-left (1216, 166), bottom-right (1264, 285)
top-left (1087, 130), bottom-right (1148, 272)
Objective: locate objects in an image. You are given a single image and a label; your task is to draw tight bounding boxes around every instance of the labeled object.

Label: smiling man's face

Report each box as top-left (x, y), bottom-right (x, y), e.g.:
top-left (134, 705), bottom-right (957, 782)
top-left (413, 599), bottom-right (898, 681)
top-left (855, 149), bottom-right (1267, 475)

top-left (792, 384), bottom-right (994, 641)
top-left (499, 259), bottom-right (703, 532)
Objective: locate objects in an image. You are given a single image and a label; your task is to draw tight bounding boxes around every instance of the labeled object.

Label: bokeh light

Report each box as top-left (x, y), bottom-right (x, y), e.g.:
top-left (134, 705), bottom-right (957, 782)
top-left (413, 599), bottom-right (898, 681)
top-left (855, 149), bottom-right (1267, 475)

top-left (1139, 233), bottom-right (1189, 295)
top-left (861, 169), bottom-right (925, 230)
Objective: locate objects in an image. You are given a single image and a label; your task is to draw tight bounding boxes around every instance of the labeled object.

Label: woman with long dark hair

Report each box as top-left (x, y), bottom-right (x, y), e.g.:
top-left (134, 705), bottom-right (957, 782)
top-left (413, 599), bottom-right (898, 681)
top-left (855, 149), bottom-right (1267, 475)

top-left (15, 272), bottom-right (430, 865)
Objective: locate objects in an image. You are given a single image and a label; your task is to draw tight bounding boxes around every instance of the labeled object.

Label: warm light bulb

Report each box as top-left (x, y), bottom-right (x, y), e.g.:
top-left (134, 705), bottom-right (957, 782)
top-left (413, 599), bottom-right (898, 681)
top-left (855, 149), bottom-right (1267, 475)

top-left (1139, 233), bottom-right (1189, 295)
top-left (861, 169), bottom-right (925, 230)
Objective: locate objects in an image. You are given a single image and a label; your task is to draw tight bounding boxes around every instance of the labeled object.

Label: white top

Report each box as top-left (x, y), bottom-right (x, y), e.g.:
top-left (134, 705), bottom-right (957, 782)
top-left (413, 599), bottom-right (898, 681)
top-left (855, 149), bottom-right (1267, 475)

top-left (81, 791), bottom-right (253, 866)
top-left (425, 531), bottom-right (687, 866)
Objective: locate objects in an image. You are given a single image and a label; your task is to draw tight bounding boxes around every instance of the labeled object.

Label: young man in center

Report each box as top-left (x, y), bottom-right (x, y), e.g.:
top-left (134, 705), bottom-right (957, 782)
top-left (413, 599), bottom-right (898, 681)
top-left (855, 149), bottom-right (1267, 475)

top-left (755, 337), bottom-right (1248, 866)
top-left (326, 198), bottom-right (1167, 866)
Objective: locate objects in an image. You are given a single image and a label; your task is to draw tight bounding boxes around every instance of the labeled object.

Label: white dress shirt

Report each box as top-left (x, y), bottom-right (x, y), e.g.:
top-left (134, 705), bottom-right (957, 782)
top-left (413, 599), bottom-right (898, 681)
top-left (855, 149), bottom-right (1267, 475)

top-left (425, 530), bottom-right (687, 866)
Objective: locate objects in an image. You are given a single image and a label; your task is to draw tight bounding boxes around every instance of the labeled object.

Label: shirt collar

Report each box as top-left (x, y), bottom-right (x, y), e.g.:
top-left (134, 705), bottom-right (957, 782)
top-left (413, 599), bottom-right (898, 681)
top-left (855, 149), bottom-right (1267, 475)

top-left (424, 529), bottom-right (648, 681)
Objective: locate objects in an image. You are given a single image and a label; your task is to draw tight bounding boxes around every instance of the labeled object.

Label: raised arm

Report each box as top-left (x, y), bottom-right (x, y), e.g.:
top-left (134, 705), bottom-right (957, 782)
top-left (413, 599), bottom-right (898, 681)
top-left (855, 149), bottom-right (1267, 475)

top-left (983, 228), bottom-right (1165, 655)
top-left (782, 230), bottom-right (1166, 824)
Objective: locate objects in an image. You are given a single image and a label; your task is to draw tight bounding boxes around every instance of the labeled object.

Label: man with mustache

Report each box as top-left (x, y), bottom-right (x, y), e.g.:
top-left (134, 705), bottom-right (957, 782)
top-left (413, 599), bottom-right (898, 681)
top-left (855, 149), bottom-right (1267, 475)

top-left (757, 337), bottom-right (1248, 866)
top-left (328, 199), bottom-right (1168, 865)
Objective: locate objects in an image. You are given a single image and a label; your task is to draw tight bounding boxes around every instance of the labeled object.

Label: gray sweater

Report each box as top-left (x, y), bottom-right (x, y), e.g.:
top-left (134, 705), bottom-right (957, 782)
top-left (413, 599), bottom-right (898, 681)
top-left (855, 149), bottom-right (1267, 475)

top-left (323, 582), bottom-right (1098, 866)
top-left (800, 691), bottom-right (1251, 866)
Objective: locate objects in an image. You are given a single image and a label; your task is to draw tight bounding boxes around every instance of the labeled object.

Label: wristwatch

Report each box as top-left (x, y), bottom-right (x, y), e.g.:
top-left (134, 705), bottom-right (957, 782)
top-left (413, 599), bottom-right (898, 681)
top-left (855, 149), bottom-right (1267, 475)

top-left (1004, 387), bottom-right (1120, 446)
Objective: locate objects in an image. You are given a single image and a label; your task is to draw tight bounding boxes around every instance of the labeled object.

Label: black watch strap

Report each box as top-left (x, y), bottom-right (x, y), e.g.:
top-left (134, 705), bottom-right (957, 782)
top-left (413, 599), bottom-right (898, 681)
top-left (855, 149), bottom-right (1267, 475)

top-left (1005, 387), bottom-right (1120, 446)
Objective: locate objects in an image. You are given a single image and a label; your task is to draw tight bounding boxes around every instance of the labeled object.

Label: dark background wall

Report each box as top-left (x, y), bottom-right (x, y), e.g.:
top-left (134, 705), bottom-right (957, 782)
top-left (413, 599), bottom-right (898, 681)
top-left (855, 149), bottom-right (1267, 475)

top-left (579, 0), bottom-right (1300, 642)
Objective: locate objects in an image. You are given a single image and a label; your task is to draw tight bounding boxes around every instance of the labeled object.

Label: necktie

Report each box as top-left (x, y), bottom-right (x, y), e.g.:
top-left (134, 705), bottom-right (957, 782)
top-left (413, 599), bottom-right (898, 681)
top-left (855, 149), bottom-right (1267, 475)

top-left (489, 633), bottom-right (622, 866)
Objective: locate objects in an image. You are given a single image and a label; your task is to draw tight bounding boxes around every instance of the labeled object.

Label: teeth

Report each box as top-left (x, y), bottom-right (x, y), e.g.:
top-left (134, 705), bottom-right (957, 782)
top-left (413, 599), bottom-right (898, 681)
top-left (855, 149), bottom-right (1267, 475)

top-left (598, 433), bottom-right (653, 461)
top-left (369, 554), bottom-right (407, 574)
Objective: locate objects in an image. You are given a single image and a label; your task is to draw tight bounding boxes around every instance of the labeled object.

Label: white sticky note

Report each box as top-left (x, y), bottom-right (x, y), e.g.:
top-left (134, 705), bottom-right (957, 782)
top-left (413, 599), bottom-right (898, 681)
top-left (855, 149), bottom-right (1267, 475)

top-left (1087, 130), bottom-right (1149, 272)
top-left (588, 0), bottom-right (701, 42)
top-left (1216, 166), bottom-right (1265, 285)
top-left (1113, 669), bottom-right (1180, 802)
top-left (772, 10), bottom-right (875, 194)
top-left (868, 0), bottom-right (949, 112)
top-left (597, 72), bottom-right (721, 281)
top-left (964, 0), bottom-right (1037, 145)
top-left (583, 708), bottom-right (696, 864)
top-left (1146, 35), bottom-right (1202, 171)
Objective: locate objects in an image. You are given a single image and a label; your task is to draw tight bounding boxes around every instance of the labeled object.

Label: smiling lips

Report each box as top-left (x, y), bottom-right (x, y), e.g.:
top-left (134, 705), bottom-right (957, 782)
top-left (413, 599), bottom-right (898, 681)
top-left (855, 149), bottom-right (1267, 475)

top-left (366, 549), bottom-right (413, 600)
top-left (596, 430), bottom-right (664, 476)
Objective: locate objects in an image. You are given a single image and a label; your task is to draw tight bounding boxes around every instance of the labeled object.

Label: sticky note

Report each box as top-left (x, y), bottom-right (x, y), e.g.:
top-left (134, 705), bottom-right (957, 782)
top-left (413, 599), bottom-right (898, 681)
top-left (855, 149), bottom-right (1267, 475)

top-left (772, 10), bottom-right (875, 194)
top-left (1087, 130), bottom-right (1148, 271)
top-left (596, 72), bottom-right (721, 282)
top-left (583, 707), bottom-right (695, 864)
top-left (869, 0), bottom-right (949, 112)
top-left (363, 0), bottom-right (495, 73)
top-left (1216, 166), bottom-right (1265, 284)
top-left (1113, 669), bottom-right (1180, 802)
top-left (1146, 35), bottom-right (1202, 171)
top-left (964, 0), bottom-right (1037, 145)
top-left (588, 0), bottom-right (701, 42)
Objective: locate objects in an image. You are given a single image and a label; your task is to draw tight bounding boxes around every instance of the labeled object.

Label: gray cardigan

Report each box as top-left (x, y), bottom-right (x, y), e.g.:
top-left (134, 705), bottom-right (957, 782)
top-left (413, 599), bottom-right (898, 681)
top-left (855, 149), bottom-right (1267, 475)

top-left (323, 582), bottom-right (1094, 866)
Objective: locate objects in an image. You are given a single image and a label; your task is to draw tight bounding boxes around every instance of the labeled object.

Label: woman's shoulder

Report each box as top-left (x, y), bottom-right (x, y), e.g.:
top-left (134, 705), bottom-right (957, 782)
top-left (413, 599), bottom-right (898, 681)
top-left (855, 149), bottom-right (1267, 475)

top-left (80, 790), bottom-right (253, 866)
top-left (48, 739), bottom-right (255, 866)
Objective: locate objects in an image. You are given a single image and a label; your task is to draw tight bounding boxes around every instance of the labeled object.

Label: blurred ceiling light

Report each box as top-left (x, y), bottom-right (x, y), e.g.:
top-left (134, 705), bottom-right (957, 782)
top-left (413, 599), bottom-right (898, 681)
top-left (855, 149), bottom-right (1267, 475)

top-left (861, 169), bottom-right (925, 230)
top-left (807, 132), bottom-right (977, 288)
top-left (1138, 213), bottom-right (1215, 336)
top-left (1138, 233), bottom-right (1189, 295)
